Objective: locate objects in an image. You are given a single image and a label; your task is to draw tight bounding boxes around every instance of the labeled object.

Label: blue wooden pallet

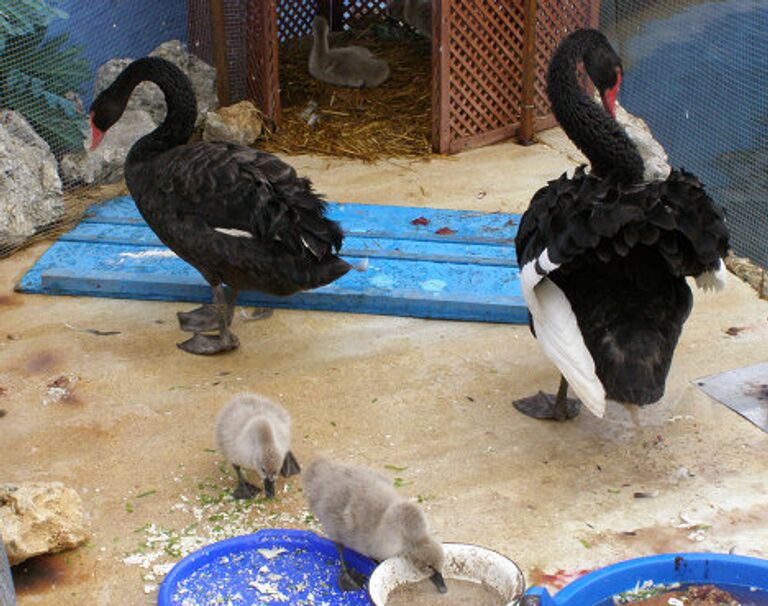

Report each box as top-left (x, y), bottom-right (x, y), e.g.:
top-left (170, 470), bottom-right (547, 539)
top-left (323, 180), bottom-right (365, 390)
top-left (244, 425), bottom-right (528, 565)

top-left (18, 196), bottom-right (527, 323)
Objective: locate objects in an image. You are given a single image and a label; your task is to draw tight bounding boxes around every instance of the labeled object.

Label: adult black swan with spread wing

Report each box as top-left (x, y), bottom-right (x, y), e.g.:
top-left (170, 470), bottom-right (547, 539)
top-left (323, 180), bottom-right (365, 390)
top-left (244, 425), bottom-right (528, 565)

top-left (514, 30), bottom-right (729, 420)
top-left (89, 58), bottom-right (351, 355)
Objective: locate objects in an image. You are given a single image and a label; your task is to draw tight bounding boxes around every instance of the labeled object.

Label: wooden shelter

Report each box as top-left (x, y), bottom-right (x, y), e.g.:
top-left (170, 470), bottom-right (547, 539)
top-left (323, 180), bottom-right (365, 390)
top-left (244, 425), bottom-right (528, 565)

top-left (188, 0), bottom-right (599, 154)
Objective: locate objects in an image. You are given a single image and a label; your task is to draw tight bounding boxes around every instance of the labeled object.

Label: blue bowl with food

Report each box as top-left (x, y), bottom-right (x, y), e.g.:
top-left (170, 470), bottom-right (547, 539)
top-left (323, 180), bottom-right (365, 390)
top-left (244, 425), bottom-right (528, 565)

top-left (525, 553), bottom-right (768, 605)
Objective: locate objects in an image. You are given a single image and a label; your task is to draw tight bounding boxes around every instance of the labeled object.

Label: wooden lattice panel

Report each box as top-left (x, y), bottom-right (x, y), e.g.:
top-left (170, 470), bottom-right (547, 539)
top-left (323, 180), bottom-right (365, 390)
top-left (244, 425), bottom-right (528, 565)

top-left (533, 0), bottom-right (599, 129)
top-left (276, 0), bottom-right (320, 41)
top-left (443, 0), bottom-right (527, 152)
top-left (434, 0), bottom-right (599, 153)
top-left (190, 0), bottom-right (599, 153)
top-left (342, 0), bottom-right (388, 25)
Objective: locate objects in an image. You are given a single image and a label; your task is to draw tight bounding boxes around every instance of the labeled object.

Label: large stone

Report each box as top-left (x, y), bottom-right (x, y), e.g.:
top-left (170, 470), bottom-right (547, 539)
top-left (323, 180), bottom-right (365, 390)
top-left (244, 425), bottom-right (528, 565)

top-left (59, 109), bottom-right (156, 186)
top-left (150, 40), bottom-right (218, 123)
top-left (70, 39), bottom-right (217, 185)
top-left (203, 101), bottom-right (264, 145)
top-left (0, 482), bottom-right (88, 566)
top-left (0, 111), bottom-right (64, 250)
top-left (94, 39), bottom-right (217, 128)
top-left (610, 99), bottom-right (672, 182)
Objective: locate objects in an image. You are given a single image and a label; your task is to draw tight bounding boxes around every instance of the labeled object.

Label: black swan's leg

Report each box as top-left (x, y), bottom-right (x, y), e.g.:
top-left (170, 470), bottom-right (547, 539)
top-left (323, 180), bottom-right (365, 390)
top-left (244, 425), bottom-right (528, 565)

top-left (177, 288), bottom-right (239, 332)
top-left (335, 542), bottom-right (367, 591)
top-left (240, 307), bottom-right (274, 322)
top-left (231, 464), bottom-right (260, 500)
top-left (513, 375), bottom-right (581, 421)
top-left (177, 304), bottom-right (219, 332)
top-left (177, 286), bottom-right (240, 355)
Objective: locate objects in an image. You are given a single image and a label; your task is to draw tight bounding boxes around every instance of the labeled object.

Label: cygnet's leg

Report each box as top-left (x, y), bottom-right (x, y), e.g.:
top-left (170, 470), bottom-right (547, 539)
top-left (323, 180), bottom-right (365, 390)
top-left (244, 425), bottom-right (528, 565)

top-left (177, 286), bottom-right (240, 355)
top-left (513, 375), bottom-right (581, 421)
top-left (335, 542), bottom-right (368, 591)
top-left (231, 464), bottom-right (260, 500)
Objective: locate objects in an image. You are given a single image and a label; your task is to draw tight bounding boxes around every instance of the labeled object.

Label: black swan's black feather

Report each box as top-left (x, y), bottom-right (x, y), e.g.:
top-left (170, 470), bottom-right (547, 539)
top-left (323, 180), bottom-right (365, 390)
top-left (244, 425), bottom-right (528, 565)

top-left (97, 57), bottom-right (350, 297)
top-left (515, 30), bottom-right (730, 406)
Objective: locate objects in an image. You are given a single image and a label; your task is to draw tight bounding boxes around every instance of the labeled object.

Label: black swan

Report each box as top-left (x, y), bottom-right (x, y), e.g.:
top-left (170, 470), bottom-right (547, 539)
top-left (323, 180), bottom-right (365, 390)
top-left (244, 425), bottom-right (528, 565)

top-left (89, 57), bottom-right (351, 355)
top-left (513, 30), bottom-right (730, 420)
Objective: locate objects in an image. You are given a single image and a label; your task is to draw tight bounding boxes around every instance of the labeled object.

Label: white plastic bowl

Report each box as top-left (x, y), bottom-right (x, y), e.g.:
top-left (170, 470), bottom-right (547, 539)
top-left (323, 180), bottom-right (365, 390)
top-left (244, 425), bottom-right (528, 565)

top-left (368, 543), bottom-right (526, 606)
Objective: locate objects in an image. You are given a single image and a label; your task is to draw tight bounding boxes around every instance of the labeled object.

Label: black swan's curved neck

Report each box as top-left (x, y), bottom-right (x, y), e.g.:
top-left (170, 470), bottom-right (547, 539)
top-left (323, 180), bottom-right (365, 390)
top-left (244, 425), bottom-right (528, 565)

top-left (547, 30), bottom-right (644, 183)
top-left (108, 57), bottom-right (196, 161)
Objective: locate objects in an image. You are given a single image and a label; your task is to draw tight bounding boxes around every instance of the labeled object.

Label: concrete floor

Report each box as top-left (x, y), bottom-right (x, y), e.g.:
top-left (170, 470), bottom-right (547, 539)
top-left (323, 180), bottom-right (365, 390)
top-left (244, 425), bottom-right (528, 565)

top-left (2, 136), bottom-right (767, 605)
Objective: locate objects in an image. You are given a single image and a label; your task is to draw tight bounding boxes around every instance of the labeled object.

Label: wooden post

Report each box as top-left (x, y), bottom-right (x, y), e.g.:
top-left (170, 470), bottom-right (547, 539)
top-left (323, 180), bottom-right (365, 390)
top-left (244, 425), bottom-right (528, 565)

top-left (518, 0), bottom-right (537, 145)
top-left (210, 0), bottom-right (231, 107)
top-left (319, 0), bottom-right (343, 31)
top-left (245, 0), bottom-right (281, 125)
top-left (431, 0), bottom-right (451, 154)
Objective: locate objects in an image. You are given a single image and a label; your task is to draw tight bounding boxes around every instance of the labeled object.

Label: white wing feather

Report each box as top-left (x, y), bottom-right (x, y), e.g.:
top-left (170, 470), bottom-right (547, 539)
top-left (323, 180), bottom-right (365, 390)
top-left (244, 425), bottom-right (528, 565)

top-left (521, 257), bottom-right (606, 418)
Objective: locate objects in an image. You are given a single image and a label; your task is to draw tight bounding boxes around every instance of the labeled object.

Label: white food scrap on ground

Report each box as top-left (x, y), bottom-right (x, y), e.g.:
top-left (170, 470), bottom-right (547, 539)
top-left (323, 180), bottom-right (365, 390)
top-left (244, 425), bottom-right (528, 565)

top-left (120, 462), bottom-right (320, 594)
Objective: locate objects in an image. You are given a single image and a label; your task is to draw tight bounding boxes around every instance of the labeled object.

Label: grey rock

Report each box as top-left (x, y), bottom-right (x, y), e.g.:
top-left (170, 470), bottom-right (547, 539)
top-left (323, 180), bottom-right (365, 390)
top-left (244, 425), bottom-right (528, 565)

top-left (66, 39), bottom-right (217, 186)
top-left (150, 40), bottom-right (218, 123)
top-left (59, 109), bottom-right (156, 186)
top-left (0, 111), bottom-right (64, 250)
top-left (0, 481), bottom-right (89, 566)
top-left (0, 535), bottom-right (14, 606)
top-left (94, 39), bottom-right (217, 127)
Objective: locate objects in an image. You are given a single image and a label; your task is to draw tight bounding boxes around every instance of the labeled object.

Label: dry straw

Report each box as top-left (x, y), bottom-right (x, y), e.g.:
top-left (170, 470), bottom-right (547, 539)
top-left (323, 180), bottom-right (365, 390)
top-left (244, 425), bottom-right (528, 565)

top-left (261, 20), bottom-right (434, 162)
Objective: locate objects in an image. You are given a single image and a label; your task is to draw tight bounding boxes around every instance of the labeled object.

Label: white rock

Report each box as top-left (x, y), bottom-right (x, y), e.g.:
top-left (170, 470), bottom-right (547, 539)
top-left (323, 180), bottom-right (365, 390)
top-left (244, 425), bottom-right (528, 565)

top-left (0, 482), bottom-right (89, 566)
top-left (0, 111), bottom-right (64, 250)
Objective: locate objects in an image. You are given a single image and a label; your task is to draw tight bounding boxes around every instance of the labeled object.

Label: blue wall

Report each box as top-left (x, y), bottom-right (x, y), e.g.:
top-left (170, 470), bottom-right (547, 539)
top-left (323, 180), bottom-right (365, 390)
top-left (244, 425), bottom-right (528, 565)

top-left (47, 0), bottom-right (188, 104)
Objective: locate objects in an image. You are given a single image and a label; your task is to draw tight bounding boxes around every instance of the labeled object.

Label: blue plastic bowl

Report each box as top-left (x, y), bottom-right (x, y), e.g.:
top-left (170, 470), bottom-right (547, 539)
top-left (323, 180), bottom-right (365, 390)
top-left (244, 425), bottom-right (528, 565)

top-left (526, 553), bottom-right (768, 605)
top-left (158, 529), bottom-right (377, 605)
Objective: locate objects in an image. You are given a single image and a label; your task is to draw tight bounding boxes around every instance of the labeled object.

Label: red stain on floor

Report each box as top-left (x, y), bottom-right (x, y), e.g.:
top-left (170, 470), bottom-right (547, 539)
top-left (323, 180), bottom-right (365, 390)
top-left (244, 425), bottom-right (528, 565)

top-left (435, 227), bottom-right (456, 235)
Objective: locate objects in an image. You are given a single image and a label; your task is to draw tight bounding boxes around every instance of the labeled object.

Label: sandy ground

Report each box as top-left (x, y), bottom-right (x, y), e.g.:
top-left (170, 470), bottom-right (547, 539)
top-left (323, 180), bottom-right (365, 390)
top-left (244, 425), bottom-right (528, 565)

top-left (2, 136), bottom-right (767, 605)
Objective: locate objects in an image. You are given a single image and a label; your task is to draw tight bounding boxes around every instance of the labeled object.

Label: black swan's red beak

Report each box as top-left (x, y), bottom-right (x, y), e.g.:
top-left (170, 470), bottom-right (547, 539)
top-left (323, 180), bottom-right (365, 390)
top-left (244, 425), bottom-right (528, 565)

top-left (89, 112), bottom-right (105, 151)
top-left (600, 68), bottom-right (622, 118)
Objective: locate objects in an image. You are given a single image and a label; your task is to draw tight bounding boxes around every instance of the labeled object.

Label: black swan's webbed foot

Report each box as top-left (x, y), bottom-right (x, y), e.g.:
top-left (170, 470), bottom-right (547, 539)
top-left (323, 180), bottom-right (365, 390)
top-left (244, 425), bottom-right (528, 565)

top-left (335, 542), bottom-right (367, 591)
top-left (177, 332), bottom-right (240, 355)
top-left (240, 307), bottom-right (274, 322)
top-left (232, 480), bottom-right (260, 500)
top-left (231, 464), bottom-right (260, 499)
top-left (176, 285), bottom-right (240, 355)
top-left (280, 451), bottom-right (301, 477)
top-left (514, 376), bottom-right (581, 421)
top-left (177, 304), bottom-right (220, 332)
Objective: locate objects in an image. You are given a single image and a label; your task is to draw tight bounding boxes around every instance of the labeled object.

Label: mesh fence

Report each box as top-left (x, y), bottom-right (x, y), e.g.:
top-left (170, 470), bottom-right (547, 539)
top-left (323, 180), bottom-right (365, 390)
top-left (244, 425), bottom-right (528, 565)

top-left (1, 0), bottom-right (189, 258)
top-left (3, 0), bottom-right (765, 277)
top-left (600, 0), bottom-right (767, 270)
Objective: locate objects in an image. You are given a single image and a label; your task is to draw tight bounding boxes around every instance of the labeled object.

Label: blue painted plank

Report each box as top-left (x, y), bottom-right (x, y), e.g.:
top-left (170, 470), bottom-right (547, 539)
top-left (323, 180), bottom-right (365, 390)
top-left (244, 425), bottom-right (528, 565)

top-left (24, 242), bottom-right (525, 323)
top-left (19, 197), bottom-right (527, 324)
top-left (82, 197), bottom-right (520, 244)
top-left (61, 222), bottom-right (518, 267)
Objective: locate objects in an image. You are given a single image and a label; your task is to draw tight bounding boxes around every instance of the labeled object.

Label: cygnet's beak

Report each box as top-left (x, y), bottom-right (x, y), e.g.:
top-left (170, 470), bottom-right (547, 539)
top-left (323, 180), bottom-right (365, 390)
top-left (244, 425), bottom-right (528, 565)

top-left (264, 478), bottom-right (276, 499)
top-left (429, 570), bottom-right (447, 593)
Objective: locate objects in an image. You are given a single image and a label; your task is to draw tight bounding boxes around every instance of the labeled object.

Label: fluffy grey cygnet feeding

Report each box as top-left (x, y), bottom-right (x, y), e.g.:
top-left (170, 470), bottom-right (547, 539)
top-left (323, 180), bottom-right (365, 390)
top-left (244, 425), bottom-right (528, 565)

top-left (303, 458), bottom-right (446, 593)
top-left (309, 16), bottom-right (390, 88)
top-left (215, 394), bottom-right (301, 499)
